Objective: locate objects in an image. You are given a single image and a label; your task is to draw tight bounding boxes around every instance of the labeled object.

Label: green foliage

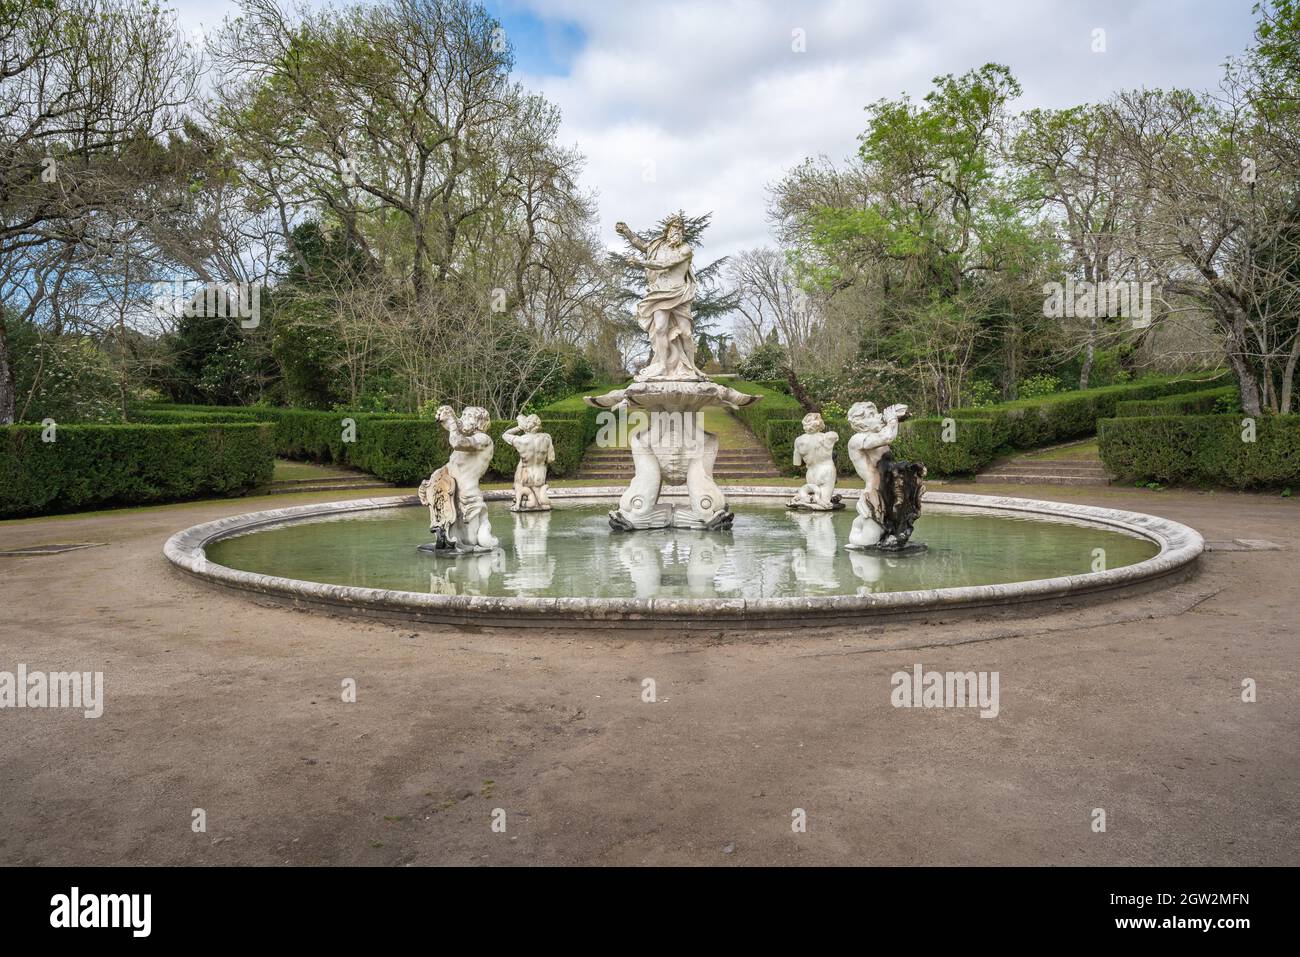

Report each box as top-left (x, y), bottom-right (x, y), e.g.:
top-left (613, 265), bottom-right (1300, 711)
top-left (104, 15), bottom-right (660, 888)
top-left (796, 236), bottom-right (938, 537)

top-left (1099, 414), bottom-right (1300, 487)
top-left (895, 417), bottom-right (1000, 476)
top-left (726, 378), bottom-right (803, 448)
top-left (736, 342), bottom-right (789, 380)
top-left (129, 407), bottom-right (267, 424)
top-left (129, 381), bottom-right (615, 486)
top-left (963, 380), bottom-right (999, 407)
top-left (1113, 386), bottom-right (1240, 417)
top-left (950, 373), bottom-right (1230, 448)
top-left (0, 423), bottom-right (274, 517)
top-left (162, 303), bottom-right (275, 406)
top-left (9, 322), bottom-right (120, 423)
top-left (519, 344), bottom-right (597, 409)
top-left (1016, 373), bottom-right (1062, 399)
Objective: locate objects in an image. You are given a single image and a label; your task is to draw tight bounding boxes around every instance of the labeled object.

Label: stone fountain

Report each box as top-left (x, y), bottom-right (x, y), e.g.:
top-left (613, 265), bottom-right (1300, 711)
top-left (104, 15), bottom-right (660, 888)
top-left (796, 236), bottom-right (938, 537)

top-left (585, 214), bottom-right (760, 531)
top-left (166, 212), bottom-right (1205, 626)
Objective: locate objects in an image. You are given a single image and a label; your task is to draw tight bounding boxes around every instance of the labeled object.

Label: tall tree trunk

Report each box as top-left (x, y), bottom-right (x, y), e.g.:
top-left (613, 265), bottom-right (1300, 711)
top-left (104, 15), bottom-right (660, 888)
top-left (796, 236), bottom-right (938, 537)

top-left (1227, 350), bottom-right (1262, 416)
top-left (1079, 317), bottom-right (1097, 389)
top-left (785, 365), bottom-right (815, 413)
top-left (0, 312), bottom-right (16, 425)
top-left (1223, 303), bottom-right (1262, 416)
top-left (1279, 331), bottom-right (1300, 414)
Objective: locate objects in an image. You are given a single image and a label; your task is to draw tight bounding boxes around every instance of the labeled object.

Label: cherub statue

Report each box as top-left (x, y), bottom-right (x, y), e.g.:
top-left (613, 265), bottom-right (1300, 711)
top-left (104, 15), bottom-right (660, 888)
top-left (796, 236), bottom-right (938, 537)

top-left (417, 405), bottom-right (499, 554)
top-left (502, 413), bottom-right (555, 511)
top-left (845, 402), bottom-right (926, 550)
top-left (615, 214), bottom-right (706, 382)
top-left (787, 412), bottom-right (842, 510)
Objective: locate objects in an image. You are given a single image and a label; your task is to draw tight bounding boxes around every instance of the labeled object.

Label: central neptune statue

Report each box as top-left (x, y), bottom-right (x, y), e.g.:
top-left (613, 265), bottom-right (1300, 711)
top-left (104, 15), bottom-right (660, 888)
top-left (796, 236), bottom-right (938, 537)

top-left (616, 215), bottom-right (708, 382)
top-left (587, 214), bottom-right (760, 532)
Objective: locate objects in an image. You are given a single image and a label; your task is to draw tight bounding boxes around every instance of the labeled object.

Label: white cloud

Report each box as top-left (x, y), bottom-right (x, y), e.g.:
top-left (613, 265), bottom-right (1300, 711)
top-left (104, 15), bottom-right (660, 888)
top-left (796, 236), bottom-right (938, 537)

top-left (514, 0), bottom-right (1257, 267)
top-left (172, 1), bottom-right (1259, 274)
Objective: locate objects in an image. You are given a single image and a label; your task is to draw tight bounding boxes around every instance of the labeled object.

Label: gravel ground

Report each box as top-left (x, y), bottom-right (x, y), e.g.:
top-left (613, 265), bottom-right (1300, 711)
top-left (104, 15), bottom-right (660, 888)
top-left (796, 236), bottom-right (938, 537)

top-left (0, 483), bottom-right (1295, 865)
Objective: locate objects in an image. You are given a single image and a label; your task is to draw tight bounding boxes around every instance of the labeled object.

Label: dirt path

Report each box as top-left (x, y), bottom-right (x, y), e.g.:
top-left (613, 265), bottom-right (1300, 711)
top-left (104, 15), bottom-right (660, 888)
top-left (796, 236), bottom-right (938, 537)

top-left (0, 484), bottom-right (1296, 865)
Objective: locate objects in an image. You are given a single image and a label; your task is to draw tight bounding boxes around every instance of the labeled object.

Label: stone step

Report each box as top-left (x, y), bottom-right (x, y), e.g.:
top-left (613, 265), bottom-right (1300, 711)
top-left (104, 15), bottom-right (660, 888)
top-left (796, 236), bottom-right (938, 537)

top-left (572, 471), bottom-right (785, 480)
top-left (259, 481), bottom-right (396, 495)
top-left (576, 458), bottom-right (776, 467)
top-left (983, 464), bottom-right (1112, 476)
top-left (973, 473), bottom-right (1112, 487)
top-left (581, 450), bottom-right (774, 461)
top-left (270, 474), bottom-right (375, 486)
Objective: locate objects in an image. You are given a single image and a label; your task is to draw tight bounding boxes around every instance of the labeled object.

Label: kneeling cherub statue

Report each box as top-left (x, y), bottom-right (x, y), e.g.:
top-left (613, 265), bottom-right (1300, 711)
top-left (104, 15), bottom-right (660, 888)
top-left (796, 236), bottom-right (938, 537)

top-left (502, 413), bottom-right (555, 511)
top-left (787, 411), bottom-right (843, 511)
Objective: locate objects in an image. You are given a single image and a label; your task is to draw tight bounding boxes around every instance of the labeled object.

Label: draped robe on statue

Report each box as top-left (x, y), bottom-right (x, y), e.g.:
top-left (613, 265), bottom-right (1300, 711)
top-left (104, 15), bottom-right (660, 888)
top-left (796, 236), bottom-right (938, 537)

top-left (635, 237), bottom-right (704, 381)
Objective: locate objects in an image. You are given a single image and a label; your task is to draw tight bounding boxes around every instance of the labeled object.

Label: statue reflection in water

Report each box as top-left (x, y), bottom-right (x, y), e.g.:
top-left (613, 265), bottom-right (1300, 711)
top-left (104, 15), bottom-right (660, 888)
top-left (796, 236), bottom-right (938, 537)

top-left (788, 511), bottom-right (840, 590)
top-left (504, 511), bottom-right (555, 594)
top-left (614, 533), bottom-right (733, 598)
top-left (847, 549), bottom-right (893, 595)
top-left (848, 545), bottom-right (963, 595)
top-left (428, 548), bottom-right (505, 595)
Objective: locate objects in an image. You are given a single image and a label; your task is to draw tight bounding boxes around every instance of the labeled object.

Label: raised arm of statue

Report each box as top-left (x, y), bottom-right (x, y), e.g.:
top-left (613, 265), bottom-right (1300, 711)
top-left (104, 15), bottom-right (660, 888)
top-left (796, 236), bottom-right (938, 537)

top-left (615, 221), bottom-right (649, 253)
top-left (445, 423), bottom-right (489, 452)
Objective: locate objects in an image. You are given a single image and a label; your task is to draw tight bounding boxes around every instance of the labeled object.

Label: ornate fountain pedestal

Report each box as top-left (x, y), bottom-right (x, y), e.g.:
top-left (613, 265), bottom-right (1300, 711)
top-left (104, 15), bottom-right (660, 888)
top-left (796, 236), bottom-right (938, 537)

top-left (584, 380), bottom-right (760, 532)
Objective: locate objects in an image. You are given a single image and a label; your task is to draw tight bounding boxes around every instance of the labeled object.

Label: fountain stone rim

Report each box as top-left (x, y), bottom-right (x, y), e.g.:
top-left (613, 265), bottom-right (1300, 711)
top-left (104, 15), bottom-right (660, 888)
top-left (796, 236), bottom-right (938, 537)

top-left (162, 487), bottom-right (1204, 630)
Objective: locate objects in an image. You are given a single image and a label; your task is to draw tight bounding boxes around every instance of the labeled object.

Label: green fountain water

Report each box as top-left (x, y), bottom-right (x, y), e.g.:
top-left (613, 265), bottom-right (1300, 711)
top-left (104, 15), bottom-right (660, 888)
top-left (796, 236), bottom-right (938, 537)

top-left (204, 501), bottom-right (1158, 599)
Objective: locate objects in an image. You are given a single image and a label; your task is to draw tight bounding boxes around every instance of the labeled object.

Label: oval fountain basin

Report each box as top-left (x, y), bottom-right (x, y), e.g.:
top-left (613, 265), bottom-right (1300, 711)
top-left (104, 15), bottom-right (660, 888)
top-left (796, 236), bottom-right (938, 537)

top-left (204, 501), bottom-right (1160, 598)
top-left (167, 490), bottom-right (1201, 629)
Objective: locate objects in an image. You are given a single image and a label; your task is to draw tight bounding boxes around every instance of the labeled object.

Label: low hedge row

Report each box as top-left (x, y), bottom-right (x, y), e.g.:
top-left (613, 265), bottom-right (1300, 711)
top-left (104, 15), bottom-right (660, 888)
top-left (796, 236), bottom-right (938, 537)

top-left (1, 423), bottom-right (275, 518)
top-left (130, 408), bottom-right (269, 425)
top-left (727, 378), bottom-right (804, 440)
top-left (1098, 414), bottom-right (1300, 488)
top-left (352, 416), bottom-right (592, 485)
top-left (732, 374), bottom-right (1233, 478)
top-left (129, 387), bottom-right (619, 483)
top-left (894, 418), bottom-right (1001, 476)
top-left (949, 373), bottom-right (1230, 449)
top-left (764, 415), bottom-right (1000, 478)
top-left (1113, 386), bottom-right (1239, 417)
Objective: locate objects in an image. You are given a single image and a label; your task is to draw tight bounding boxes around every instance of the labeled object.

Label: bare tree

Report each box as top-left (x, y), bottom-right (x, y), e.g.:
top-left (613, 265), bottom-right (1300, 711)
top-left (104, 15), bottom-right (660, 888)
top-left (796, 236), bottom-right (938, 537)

top-left (1106, 76), bottom-right (1300, 415)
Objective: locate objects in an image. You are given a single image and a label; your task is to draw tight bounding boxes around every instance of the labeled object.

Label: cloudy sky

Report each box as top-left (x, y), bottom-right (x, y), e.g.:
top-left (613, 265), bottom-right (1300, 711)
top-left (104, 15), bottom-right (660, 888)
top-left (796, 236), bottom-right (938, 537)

top-left (174, 0), bottom-right (1260, 262)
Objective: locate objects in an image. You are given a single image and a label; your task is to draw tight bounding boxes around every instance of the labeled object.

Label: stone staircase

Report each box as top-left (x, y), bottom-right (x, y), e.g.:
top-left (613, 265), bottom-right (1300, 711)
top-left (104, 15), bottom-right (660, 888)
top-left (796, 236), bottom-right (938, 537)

top-left (974, 441), bottom-right (1114, 487)
top-left (572, 446), bottom-right (783, 481)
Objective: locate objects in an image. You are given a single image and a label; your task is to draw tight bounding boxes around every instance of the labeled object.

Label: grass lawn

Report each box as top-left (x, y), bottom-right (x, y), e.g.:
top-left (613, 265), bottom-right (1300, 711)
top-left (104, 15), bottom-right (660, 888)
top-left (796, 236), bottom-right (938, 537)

top-left (271, 458), bottom-right (355, 481)
top-left (1022, 439), bottom-right (1101, 461)
top-left (590, 406), bottom-right (767, 452)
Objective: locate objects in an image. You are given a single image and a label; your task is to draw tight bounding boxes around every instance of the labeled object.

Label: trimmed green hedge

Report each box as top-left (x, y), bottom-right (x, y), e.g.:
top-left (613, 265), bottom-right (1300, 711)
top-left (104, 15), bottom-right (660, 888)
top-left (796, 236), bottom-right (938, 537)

top-left (350, 416), bottom-right (591, 485)
top-left (727, 378), bottom-right (803, 439)
top-left (132, 386), bottom-right (618, 484)
top-left (765, 415), bottom-right (1000, 478)
top-left (1098, 414), bottom-right (1300, 488)
top-left (950, 373), bottom-right (1230, 449)
top-left (1, 423), bottom-right (275, 518)
top-left (1113, 386), bottom-right (1239, 417)
top-left (894, 418), bottom-right (1001, 476)
top-left (730, 377), bottom-right (1002, 478)
top-left (130, 408), bottom-right (268, 425)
